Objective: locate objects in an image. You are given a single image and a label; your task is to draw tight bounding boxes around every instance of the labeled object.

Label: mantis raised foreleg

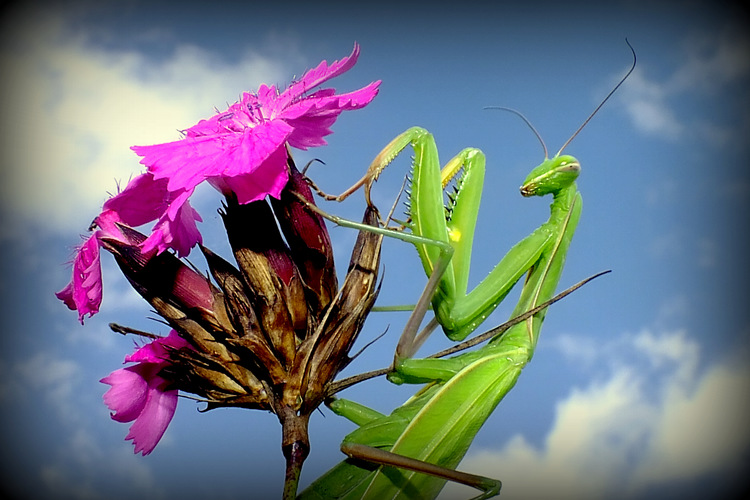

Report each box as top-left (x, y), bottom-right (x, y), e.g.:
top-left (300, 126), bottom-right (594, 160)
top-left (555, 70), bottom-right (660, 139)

top-left (313, 125), bottom-right (543, 346)
top-left (306, 123), bottom-right (584, 365)
top-left (300, 44), bottom-right (635, 499)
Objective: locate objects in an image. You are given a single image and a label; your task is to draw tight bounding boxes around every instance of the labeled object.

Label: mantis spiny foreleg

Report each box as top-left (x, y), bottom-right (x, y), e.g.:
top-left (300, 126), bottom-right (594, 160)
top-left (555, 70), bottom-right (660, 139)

top-left (300, 42), bottom-right (635, 500)
top-left (300, 158), bottom-right (584, 498)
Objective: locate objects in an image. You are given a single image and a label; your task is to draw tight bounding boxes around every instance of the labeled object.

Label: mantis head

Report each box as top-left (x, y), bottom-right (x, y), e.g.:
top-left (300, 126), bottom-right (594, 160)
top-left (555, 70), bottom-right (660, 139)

top-left (499, 40), bottom-right (636, 200)
top-left (520, 154), bottom-right (580, 197)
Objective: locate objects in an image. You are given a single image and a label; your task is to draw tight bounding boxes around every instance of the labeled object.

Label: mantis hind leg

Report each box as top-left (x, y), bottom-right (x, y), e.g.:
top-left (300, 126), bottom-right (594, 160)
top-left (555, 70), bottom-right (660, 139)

top-left (341, 442), bottom-right (501, 500)
top-left (324, 397), bottom-right (501, 500)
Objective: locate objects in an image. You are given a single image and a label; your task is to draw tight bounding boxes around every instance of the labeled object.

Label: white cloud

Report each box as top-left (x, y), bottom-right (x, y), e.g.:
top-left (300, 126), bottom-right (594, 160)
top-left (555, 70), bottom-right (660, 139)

top-left (629, 362), bottom-right (750, 490)
top-left (544, 332), bottom-right (600, 365)
top-left (17, 352), bottom-right (83, 423)
top-left (440, 329), bottom-right (750, 499)
top-left (631, 329), bottom-right (699, 384)
top-left (39, 428), bottom-right (164, 500)
top-left (647, 230), bottom-right (719, 270)
top-left (2, 348), bottom-right (165, 499)
top-left (671, 30), bottom-right (750, 92)
top-left (652, 294), bottom-right (690, 326)
top-left (0, 8), bottom-right (299, 239)
top-left (696, 237), bottom-right (717, 268)
top-left (619, 28), bottom-right (750, 144)
top-left (39, 464), bottom-right (101, 500)
top-left (621, 71), bottom-right (683, 140)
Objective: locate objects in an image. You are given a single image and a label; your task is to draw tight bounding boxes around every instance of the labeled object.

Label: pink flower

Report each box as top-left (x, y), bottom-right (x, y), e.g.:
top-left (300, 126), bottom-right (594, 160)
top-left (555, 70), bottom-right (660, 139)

top-left (56, 210), bottom-right (126, 323)
top-left (56, 233), bottom-right (102, 322)
top-left (57, 173), bottom-right (203, 323)
top-left (100, 330), bottom-right (191, 456)
top-left (132, 43), bottom-right (380, 205)
top-left (59, 44), bottom-right (378, 323)
top-left (101, 172), bottom-right (202, 257)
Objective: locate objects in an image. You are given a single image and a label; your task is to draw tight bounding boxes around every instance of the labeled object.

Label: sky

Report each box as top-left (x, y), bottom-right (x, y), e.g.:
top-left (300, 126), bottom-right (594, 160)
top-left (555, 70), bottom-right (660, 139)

top-left (1, 0), bottom-right (749, 499)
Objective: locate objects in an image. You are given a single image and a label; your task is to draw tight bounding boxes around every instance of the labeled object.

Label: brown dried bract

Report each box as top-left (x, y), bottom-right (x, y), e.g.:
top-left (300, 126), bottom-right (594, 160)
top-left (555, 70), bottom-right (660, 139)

top-left (101, 154), bottom-right (383, 479)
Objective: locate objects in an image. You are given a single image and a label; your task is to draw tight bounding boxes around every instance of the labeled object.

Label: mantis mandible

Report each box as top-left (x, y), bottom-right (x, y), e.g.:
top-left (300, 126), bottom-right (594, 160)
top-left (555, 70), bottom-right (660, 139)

top-left (299, 44), bottom-right (635, 499)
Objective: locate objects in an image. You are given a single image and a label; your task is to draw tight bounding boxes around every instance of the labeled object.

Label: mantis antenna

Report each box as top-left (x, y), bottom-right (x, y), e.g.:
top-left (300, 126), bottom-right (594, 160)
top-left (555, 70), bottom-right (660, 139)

top-left (483, 106), bottom-right (549, 158)
top-left (486, 38), bottom-right (637, 158)
top-left (556, 38), bottom-right (637, 156)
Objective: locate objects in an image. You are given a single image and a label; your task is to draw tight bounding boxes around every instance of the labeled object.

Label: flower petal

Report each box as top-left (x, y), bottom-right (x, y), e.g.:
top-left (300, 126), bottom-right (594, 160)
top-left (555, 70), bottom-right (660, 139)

top-left (125, 378), bottom-right (178, 456)
top-left (62, 46), bottom-right (378, 324)
top-left (283, 83), bottom-right (380, 150)
top-left (55, 234), bottom-right (103, 324)
top-left (274, 43), bottom-right (362, 111)
top-left (140, 197), bottom-right (203, 257)
top-left (102, 173), bottom-right (171, 227)
top-left (133, 134), bottom-right (237, 191)
top-left (101, 332), bottom-right (189, 455)
top-left (129, 43), bottom-right (378, 211)
top-left (100, 365), bottom-right (150, 423)
top-left (210, 145), bottom-right (290, 204)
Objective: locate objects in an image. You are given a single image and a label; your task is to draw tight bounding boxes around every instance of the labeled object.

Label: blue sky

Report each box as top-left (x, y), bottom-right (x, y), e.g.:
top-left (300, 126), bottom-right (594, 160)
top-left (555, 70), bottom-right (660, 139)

top-left (1, 1), bottom-right (748, 499)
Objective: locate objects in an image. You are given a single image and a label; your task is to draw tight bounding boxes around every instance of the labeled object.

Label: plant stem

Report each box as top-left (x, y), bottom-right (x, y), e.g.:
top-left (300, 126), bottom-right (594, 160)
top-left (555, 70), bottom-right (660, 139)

top-left (282, 441), bottom-right (306, 500)
top-left (280, 409), bottom-right (310, 500)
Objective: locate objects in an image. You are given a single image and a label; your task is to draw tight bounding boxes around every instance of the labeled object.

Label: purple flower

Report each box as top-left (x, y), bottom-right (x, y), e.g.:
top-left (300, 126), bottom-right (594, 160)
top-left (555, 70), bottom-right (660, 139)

top-left (59, 44), bottom-right (378, 323)
top-left (101, 172), bottom-right (203, 258)
top-left (56, 174), bottom-right (203, 323)
top-left (132, 43), bottom-right (380, 205)
top-left (56, 232), bottom-right (102, 323)
top-left (101, 330), bottom-right (191, 456)
top-left (56, 210), bottom-right (126, 323)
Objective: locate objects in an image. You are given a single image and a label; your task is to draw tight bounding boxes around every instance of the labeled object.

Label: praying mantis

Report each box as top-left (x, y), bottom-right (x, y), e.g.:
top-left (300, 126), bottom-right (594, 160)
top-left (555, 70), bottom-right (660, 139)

top-left (299, 45), bottom-right (635, 500)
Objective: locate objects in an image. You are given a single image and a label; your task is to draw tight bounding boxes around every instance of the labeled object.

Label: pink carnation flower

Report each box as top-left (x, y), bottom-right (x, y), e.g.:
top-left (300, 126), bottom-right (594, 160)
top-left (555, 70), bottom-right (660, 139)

top-left (56, 210), bottom-right (128, 323)
top-left (59, 44), bottom-right (378, 323)
top-left (101, 330), bottom-right (192, 456)
top-left (55, 231), bottom-right (103, 323)
top-left (56, 173), bottom-right (202, 323)
top-left (132, 43), bottom-right (380, 205)
top-left (101, 172), bottom-right (203, 257)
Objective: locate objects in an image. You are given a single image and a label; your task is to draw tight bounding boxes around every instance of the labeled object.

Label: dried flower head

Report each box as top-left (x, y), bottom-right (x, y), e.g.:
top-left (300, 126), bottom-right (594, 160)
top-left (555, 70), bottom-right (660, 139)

top-left (58, 45), bottom-right (383, 493)
top-left (101, 156), bottom-right (382, 464)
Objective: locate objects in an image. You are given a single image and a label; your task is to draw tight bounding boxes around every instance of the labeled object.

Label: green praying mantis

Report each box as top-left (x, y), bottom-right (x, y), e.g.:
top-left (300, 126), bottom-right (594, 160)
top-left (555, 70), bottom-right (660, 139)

top-left (299, 45), bottom-right (635, 500)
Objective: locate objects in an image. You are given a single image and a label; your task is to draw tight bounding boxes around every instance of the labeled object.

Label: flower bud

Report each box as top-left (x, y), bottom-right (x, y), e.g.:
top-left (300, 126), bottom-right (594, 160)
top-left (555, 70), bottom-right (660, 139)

top-left (287, 205), bottom-right (382, 412)
top-left (219, 195), bottom-right (308, 368)
top-left (270, 156), bottom-right (337, 319)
